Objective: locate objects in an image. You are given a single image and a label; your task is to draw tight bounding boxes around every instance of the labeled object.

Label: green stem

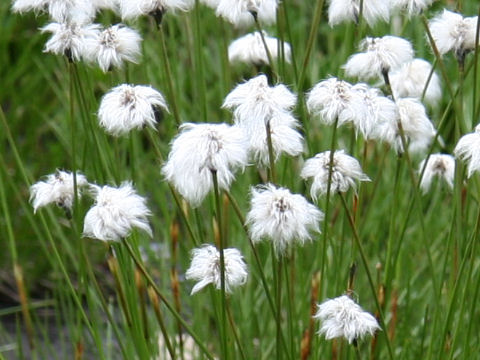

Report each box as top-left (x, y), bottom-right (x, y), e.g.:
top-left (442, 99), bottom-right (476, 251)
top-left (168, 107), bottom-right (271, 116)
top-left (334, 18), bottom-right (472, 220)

top-left (338, 193), bottom-right (394, 360)
top-left (266, 119), bottom-right (277, 183)
top-left (212, 170), bottom-right (229, 360)
top-left (123, 240), bottom-right (215, 360)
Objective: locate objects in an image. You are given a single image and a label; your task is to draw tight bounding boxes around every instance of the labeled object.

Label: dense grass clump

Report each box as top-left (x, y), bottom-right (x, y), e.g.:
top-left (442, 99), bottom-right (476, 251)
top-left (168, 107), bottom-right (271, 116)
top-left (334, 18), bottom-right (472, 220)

top-left (1, 1), bottom-right (480, 359)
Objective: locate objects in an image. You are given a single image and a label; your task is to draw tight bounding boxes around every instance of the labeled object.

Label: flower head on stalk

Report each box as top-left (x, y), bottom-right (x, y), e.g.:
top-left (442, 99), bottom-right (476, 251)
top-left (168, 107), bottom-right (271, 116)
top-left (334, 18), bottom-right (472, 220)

top-left (377, 97), bottom-right (436, 154)
top-left (301, 150), bottom-right (370, 201)
top-left (41, 22), bottom-right (101, 62)
top-left (13, 0), bottom-right (97, 24)
top-left (344, 36), bottom-right (414, 82)
top-left (418, 153), bottom-right (455, 193)
top-left (119, 0), bottom-right (193, 23)
top-left (428, 9), bottom-right (479, 65)
top-left (185, 244), bottom-right (248, 295)
top-left (30, 170), bottom-right (88, 216)
top-left (84, 24), bottom-right (142, 72)
top-left (246, 184), bottom-right (323, 256)
top-left (223, 75), bottom-right (303, 166)
top-left (454, 124), bottom-right (480, 178)
top-left (162, 123), bottom-right (248, 207)
top-left (389, 59), bottom-right (441, 106)
top-left (327, 0), bottom-right (390, 27)
top-left (83, 182), bottom-right (152, 242)
top-left (306, 77), bottom-right (365, 128)
top-left (350, 83), bottom-right (398, 139)
top-left (216, 0), bottom-right (277, 27)
top-left (314, 295), bottom-right (380, 344)
top-left (98, 84), bottom-right (169, 136)
top-left (228, 31), bottom-right (291, 66)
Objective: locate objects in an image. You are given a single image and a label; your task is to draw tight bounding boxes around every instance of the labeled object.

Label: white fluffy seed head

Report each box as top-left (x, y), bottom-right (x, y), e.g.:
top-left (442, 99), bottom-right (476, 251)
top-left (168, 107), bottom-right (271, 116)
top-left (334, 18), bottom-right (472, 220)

top-left (306, 77), bottom-right (365, 127)
top-left (429, 10), bottom-right (479, 57)
top-left (12, 0), bottom-right (45, 14)
top-left (350, 84), bottom-right (398, 140)
top-left (454, 125), bottom-right (480, 178)
top-left (119, 0), bottom-right (193, 20)
top-left (344, 36), bottom-right (414, 80)
top-left (83, 182), bottom-right (152, 242)
top-left (396, 97), bottom-right (436, 153)
top-left (98, 84), bottom-right (169, 136)
top-left (327, 0), bottom-right (390, 27)
top-left (30, 170), bottom-right (88, 213)
top-left (84, 24), bottom-right (142, 72)
top-left (185, 244), bottom-right (248, 295)
top-left (246, 184), bottom-right (323, 256)
top-left (392, 0), bottom-right (434, 16)
top-left (162, 123), bottom-right (249, 207)
top-left (301, 150), bottom-right (370, 201)
top-left (389, 58), bottom-right (442, 106)
top-left (418, 153), bottom-right (455, 193)
top-left (314, 295), bottom-right (380, 344)
top-left (228, 31), bottom-right (291, 66)
top-left (41, 22), bottom-right (101, 62)
top-left (223, 75), bottom-right (303, 165)
top-left (216, 0), bottom-right (277, 27)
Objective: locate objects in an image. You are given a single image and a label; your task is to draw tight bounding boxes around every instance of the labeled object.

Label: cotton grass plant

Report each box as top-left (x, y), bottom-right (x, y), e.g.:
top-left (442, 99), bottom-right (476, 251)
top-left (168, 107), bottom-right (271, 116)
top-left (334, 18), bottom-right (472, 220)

top-left (2, 0), bottom-right (480, 359)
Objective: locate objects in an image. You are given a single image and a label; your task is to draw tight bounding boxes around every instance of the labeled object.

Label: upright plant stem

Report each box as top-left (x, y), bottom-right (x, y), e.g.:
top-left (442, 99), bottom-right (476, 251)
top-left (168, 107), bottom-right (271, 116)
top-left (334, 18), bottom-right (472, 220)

top-left (211, 170), bottom-right (229, 360)
top-left (320, 118), bottom-right (339, 297)
top-left (339, 193), bottom-right (394, 360)
top-left (253, 16), bottom-right (278, 82)
top-left (266, 120), bottom-right (277, 183)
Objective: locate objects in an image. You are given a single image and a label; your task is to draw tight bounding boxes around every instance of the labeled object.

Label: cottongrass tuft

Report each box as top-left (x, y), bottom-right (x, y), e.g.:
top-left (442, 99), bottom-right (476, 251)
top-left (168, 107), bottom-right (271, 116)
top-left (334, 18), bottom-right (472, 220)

top-left (83, 182), bottom-right (152, 242)
top-left (246, 184), bottom-right (323, 256)
top-left (419, 154), bottom-right (455, 193)
top-left (301, 150), bottom-right (370, 201)
top-left (118, 0), bottom-right (193, 20)
top-left (162, 123), bottom-right (249, 207)
top-left (429, 9), bottom-right (479, 63)
top-left (85, 24), bottom-right (142, 72)
top-left (98, 84), bottom-right (169, 136)
top-left (314, 295), bottom-right (380, 344)
top-left (306, 77), bottom-right (362, 128)
top-left (327, 0), bottom-right (390, 27)
top-left (215, 0), bottom-right (277, 27)
top-left (30, 170), bottom-right (88, 214)
top-left (344, 35), bottom-right (414, 81)
top-left (185, 244), bottom-right (248, 295)
top-left (223, 75), bottom-right (303, 166)
top-left (389, 59), bottom-right (442, 106)
top-left (454, 124), bottom-right (480, 178)
top-left (392, 0), bottom-right (434, 16)
top-left (228, 31), bottom-right (291, 66)
top-left (41, 22), bottom-right (101, 62)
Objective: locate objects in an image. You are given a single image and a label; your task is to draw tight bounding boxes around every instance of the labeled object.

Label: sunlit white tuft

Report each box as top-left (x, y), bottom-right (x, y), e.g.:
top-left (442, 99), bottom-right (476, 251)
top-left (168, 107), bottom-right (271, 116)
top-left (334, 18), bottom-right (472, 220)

top-left (185, 244), bottom-right (248, 295)
top-left (418, 154), bottom-right (455, 193)
top-left (30, 170), bottom-right (88, 214)
top-left (314, 295), bottom-right (380, 344)
top-left (389, 59), bottom-right (441, 106)
top-left (119, 0), bottom-right (193, 20)
top-left (216, 0), bottom-right (277, 27)
top-left (223, 75), bottom-right (303, 166)
top-left (41, 22), bottom-right (100, 62)
top-left (301, 150), bottom-right (370, 201)
top-left (428, 10), bottom-right (478, 60)
top-left (162, 123), bottom-right (248, 207)
top-left (85, 24), bottom-right (142, 72)
top-left (246, 184), bottom-right (323, 256)
top-left (98, 84), bottom-right (169, 136)
top-left (228, 31), bottom-right (291, 66)
top-left (306, 77), bottom-right (365, 128)
top-left (393, 0), bottom-right (434, 16)
top-left (83, 182), bottom-right (152, 241)
top-left (344, 36), bottom-right (414, 81)
top-left (454, 125), bottom-right (480, 178)
top-left (327, 0), bottom-right (390, 27)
